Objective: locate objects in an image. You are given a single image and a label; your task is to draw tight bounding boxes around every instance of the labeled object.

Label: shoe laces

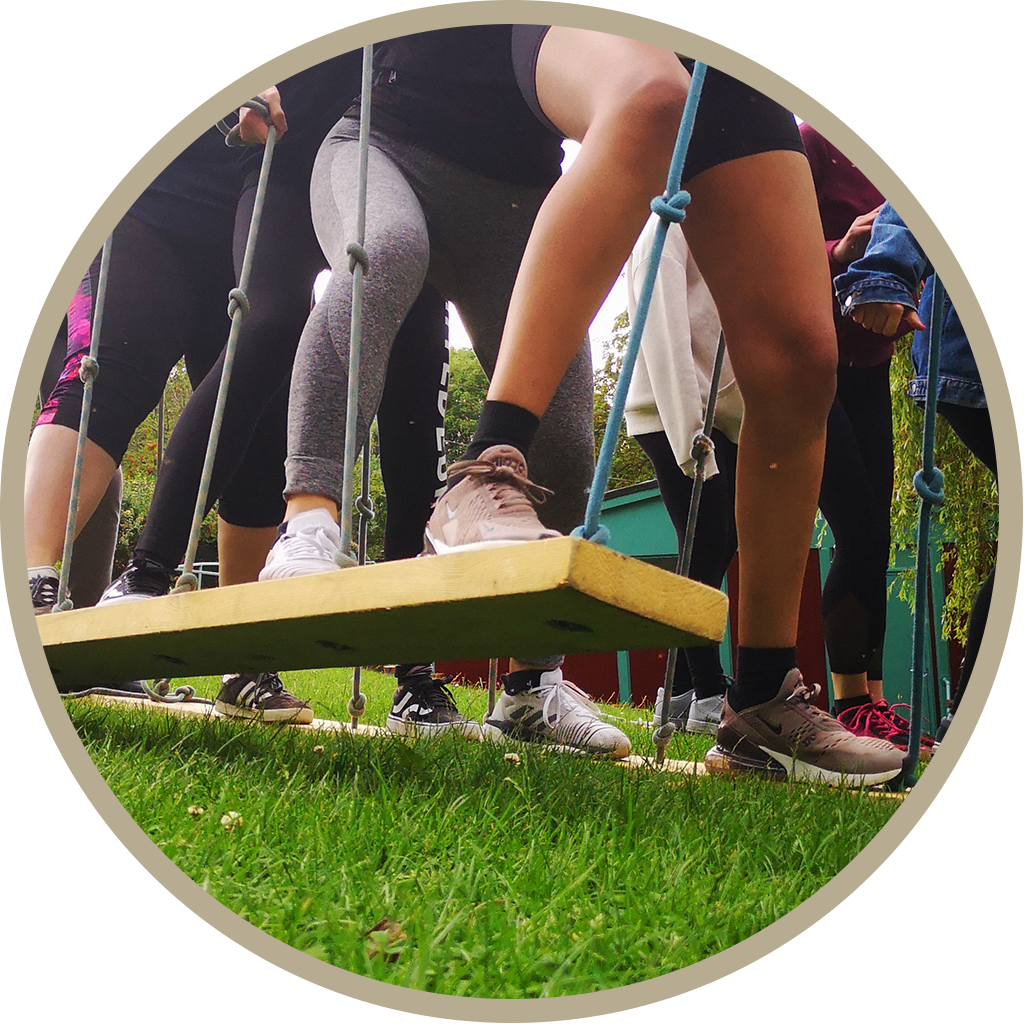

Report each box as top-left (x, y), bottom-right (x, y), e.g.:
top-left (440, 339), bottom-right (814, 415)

top-left (838, 702), bottom-right (908, 742)
top-left (30, 574), bottom-right (59, 605)
top-left (407, 673), bottom-right (459, 711)
top-left (447, 456), bottom-right (553, 516)
top-left (879, 701), bottom-right (934, 745)
top-left (286, 522), bottom-right (340, 559)
top-left (534, 674), bottom-right (599, 728)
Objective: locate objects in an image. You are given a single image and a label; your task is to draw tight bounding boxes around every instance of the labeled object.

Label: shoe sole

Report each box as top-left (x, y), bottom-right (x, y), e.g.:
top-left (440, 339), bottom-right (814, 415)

top-left (684, 716), bottom-right (721, 737)
top-left (386, 715), bottom-right (483, 740)
top-left (215, 700), bottom-right (314, 725)
top-left (423, 531), bottom-right (537, 556)
top-left (481, 720), bottom-right (630, 759)
top-left (705, 742), bottom-right (902, 787)
top-left (257, 562), bottom-right (340, 582)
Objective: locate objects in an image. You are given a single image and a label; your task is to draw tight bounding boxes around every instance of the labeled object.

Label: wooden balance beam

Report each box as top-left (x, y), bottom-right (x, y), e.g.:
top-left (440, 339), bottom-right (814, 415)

top-left (39, 537), bottom-right (727, 690)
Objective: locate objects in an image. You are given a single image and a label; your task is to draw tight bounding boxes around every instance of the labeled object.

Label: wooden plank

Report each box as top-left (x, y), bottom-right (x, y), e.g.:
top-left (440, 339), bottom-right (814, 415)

top-left (40, 538), bottom-right (727, 690)
top-left (75, 693), bottom-right (388, 736)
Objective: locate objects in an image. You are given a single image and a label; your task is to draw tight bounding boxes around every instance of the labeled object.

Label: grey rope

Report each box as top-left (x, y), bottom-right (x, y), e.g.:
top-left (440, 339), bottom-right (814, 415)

top-left (173, 97), bottom-right (277, 593)
top-left (487, 657), bottom-right (499, 717)
top-left (653, 331), bottom-right (727, 764)
top-left (54, 235), bottom-right (113, 612)
top-left (330, 46), bottom-right (375, 726)
top-left (348, 433), bottom-right (375, 726)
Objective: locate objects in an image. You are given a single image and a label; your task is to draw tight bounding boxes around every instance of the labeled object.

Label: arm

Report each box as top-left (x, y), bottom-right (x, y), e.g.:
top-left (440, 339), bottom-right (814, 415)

top-left (835, 84), bottom-right (1011, 331)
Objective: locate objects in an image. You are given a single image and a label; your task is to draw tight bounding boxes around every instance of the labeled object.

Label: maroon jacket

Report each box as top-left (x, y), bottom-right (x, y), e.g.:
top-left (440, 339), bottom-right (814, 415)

top-left (801, 123), bottom-right (898, 368)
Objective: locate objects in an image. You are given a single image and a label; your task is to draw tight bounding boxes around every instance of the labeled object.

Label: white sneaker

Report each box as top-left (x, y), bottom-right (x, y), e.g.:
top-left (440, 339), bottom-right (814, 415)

top-left (482, 668), bottom-right (630, 758)
top-left (685, 693), bottom-right (725, 736)
top-left (258, 509), bottom-right (343, 581)
top-left (652, 685), bottom-right (693, 727)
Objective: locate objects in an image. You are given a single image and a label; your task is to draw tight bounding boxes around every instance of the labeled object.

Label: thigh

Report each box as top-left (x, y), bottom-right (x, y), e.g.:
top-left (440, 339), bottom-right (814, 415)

top-left (682, 150), bottom-right (837, 407)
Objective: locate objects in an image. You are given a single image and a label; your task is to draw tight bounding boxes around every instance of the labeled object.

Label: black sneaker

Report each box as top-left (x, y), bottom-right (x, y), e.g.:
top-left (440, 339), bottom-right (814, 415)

top-left (386, 667), bottom-right (481, 737)
top-left (99, 557), bottom-right (174, 604)
top-left (937, 712), bottom-right (1007, 770)
top-left (215, 672), bottom-right (313, 724)
top-left (29, 568), bottom-right (60, 615)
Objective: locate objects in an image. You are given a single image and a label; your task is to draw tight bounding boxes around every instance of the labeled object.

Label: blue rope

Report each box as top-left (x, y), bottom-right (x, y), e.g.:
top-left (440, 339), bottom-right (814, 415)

top-left (54, 236), bottom-right (113, 611)
top-left (903, 277), bottom-right (947, 785)
top-left (575, 62), bottom-right (707, 543)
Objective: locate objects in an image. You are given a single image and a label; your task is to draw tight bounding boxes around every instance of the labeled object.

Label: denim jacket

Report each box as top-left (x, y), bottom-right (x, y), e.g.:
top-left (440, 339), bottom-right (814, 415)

top-left (835, 80), bottom-right (1011, 407)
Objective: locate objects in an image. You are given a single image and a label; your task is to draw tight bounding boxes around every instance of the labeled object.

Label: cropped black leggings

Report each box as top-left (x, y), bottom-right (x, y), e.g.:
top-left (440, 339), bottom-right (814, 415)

top-left (817, 362), bottom-right (894, 678)
top-left (135, 173), bottom-right (448, 569)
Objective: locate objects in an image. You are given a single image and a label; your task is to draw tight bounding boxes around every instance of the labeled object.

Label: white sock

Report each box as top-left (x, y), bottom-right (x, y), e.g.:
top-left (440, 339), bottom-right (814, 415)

top-left (28, 565), bottom-right (58, 580)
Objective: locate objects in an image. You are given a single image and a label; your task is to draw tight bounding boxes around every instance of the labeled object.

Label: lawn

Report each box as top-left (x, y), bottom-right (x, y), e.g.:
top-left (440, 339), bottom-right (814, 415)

top-left (65, 668), bottom-right (906, 998)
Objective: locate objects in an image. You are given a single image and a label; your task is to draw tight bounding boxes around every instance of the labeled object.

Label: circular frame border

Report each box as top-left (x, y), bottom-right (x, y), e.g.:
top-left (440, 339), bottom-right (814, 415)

top-left (3, 3), bottom-right (1019, 1020)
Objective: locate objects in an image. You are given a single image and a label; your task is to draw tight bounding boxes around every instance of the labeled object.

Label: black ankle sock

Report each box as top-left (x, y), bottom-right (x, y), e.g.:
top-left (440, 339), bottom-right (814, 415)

top-left (502, 668), bottom-right (543, 695)
top-left (463, 401), bottom-right (540, 463)
top-left (693, 673), bottom-right (731, 701)
top-left (729, 647), bottom-right (797, 711)
top-left (834, 693), bottom-right (871, 715)
top-left (129, 552), bottom-right (176, 574)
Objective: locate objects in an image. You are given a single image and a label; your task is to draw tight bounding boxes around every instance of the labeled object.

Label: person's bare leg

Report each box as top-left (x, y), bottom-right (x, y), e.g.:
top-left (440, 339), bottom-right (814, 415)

top-left (486, 30), bottom-right (687, 414)
top-left (832, 671), bottom-right (871, 702)
top-left (24, 424), bottom-right (117, 568)
top-left (681, 150), bottom-right (837, 650)
top-left (217, 519), bottom-right (280, 586)
top-left (283, 494), bottom-right (338, 523)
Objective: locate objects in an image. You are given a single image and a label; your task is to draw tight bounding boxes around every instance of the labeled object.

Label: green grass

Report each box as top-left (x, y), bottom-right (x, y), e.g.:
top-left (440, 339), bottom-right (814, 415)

top-left (66, 669), bottom-right (906, 997)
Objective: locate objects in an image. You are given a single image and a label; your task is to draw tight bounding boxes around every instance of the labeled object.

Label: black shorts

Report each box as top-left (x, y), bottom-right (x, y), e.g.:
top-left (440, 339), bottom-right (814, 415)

top-left (511, 25), bottom-right (805, 182)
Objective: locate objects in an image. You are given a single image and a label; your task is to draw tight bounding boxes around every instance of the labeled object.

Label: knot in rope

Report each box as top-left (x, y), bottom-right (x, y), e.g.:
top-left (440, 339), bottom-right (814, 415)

top-left (104, 163), bottom-right (125, 190)
top-left (56, 597), bottom-right (74, 613)
top-left (651, 190), bottom-right (691, 225)
top-left (690, 431), bottom-right (713, 462)
top-left (355, 494), bottom-right (375, 520)
top-left (227, 287), bottom-right (250, 320)
top-left (173, 571), bottom-right (199, 593)
top-left (334, 548), bottom-right (358, 568)
top-left (78, 356), bottom-right (99, 384)
top-left (347, 242), bottom-right (370, 274)
top-left (570, 523), bottom-right (611, 546)
top-left (914, 466), bottom-right (945, 506)
top-left (933, 204), bottom-right (962, 242)
top-left (348, 692), bottom-right (367, 717)
top-left (652, 721), bottom-right (678, 747)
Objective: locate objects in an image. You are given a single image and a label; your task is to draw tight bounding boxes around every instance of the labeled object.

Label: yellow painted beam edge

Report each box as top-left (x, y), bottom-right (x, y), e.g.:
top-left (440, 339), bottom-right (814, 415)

top-left (38, 537), bottom-right (727, 648)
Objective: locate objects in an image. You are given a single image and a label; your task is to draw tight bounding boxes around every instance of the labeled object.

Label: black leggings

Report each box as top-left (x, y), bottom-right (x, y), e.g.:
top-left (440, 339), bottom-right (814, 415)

top-left (936, 402), bottom-right (997, 711)
top-left (45, 214), bottom-right (233, 462)
top-left (635, 428), bottom-right (738, 695)
top-left (817, 362), bottom-right (894, 677)
top-left (135, 173), bottom-right (448, 568)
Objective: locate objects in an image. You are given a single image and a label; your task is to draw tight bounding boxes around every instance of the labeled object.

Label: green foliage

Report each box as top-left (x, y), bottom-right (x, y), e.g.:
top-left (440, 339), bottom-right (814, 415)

top-left (888, 340), bottom-right (998, 643)
top-left (444, 347), bottom-right (489, 466)
top-left (592, 311), bottom-right (656, 491)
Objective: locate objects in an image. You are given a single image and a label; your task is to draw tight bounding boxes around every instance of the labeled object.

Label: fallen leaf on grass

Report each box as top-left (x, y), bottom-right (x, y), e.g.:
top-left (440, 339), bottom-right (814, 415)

top-left (365, 918), bottom-right (408, 962)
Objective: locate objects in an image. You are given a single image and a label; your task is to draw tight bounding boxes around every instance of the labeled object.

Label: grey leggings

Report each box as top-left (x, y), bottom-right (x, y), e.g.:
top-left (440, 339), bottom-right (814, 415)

top-left (286, 119), bottom-right (594, 536)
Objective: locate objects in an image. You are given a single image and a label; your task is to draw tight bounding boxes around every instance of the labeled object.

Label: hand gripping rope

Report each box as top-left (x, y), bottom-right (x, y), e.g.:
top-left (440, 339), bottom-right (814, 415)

top-left (900, 277), bottom-right (948, 787)
top-left (54, 237), bottom-right (113, 612)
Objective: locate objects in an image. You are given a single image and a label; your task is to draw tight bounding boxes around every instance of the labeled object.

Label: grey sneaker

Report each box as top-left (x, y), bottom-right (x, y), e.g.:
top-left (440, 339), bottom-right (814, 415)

top-left (483, 668), bottom-right (630, 758)
top-left (686, 693), bottom-right (725, 736)
top-left (652, 685), bottom-right (693, 727)
top-left (705, 669), bottom-right (903, 786)
top-left (215, 672), bottom-right (313, 724)
top-left (423, 445), bottom-right (560, 554)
